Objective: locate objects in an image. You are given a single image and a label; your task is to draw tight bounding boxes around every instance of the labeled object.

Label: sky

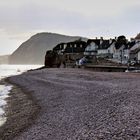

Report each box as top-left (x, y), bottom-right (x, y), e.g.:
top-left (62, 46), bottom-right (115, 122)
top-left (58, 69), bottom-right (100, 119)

top-left (0, 0), bottom-right (140, 55)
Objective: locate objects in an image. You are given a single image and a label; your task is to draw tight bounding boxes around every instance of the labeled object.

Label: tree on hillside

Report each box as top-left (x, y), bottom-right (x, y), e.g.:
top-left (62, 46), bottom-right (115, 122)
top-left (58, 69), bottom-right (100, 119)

top-left (117, 35), bottom-right (127, 45)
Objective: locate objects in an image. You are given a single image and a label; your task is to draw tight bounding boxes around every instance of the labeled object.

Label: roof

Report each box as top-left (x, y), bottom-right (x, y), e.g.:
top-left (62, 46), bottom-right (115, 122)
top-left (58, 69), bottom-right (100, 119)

top-left (87, 39), bottom-right (117, 50)
top-left (135, 33), bottom-right (140, 40)
top-left (98, 40), bottom-right (110, 50)
top-left (130, 47), bottom-right (140, 54)
top-left (66, 40), bottom-right (86, 46)
top-left (87, 39), bottom-right (100, 46)
top-left (128, 41), bottom-right (136, 49)
top-left (53, 43), bottom-right (66, 51)
top-left (53, 40), bottom-right (87, 53)
top-left (110, 39), bottom-right (116, 45)
top-left (115, 42), bottom-right (127, 50)
top-left (65, 41), bottom-right (87, 53)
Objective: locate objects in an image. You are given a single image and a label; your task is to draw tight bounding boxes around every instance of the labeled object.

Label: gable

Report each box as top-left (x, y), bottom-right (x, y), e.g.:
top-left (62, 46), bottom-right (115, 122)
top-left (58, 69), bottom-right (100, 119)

top-left (99, 40), bottom-right (110, 50)
top-left (85, 42), bottom-right (98, 51)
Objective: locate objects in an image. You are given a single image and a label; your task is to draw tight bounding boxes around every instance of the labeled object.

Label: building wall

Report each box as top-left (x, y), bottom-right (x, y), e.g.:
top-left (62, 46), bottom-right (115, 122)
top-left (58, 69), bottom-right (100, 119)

top-left (130, 41), bottom-right (140, 51)
top-left (84, 52), bottom-right (97, 56)
top-left (113, 45), bottom-right (125, 60)
top-left (129, 53), bottom-right (136, 60)
top-left (97, 49), bottom-right (108, 54)
top-left (108, 42), bottom-right (116, 54)
top-left (138, 51), bottom-right (140, 61)
top-left (123, 49), bottom-right (129, 59)
top-left (85, 42), bottom-right (98, 52)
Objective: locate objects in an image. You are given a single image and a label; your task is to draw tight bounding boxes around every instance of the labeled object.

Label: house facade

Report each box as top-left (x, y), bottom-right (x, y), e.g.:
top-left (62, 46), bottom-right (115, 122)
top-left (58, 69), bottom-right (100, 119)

top-left (52, 34), bottom-right (140, 65)
top-left (97, 40), bottom-right (112, 58)
top-left (107, 40), bottom-right (116, 55)
top-left (84, 38), bottom-right (116, 58)
top-left (53, 40), bottom-right (87, 54)
top-left (129, 41), bottom-right (140, 62)
top-left (53, 40), bottom-right (87, 62)
top-left (84, 39), bottom-right (100, 56)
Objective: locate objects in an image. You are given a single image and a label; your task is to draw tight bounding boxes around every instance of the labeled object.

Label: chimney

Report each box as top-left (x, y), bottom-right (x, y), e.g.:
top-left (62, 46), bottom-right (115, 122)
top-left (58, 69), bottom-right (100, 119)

top-left (100, 37), bottom-right (103, 40)
top-left (95, 37), bottom-right (98, 39)
top-left (115, 36), bottom-right (117, 40)
top-left (100, 37), bottom-right (103, 45)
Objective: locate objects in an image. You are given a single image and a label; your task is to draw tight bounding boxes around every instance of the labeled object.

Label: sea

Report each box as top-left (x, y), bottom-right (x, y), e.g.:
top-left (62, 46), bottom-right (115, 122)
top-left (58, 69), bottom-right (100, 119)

top-left (0, 65), bottom-right (42, 127)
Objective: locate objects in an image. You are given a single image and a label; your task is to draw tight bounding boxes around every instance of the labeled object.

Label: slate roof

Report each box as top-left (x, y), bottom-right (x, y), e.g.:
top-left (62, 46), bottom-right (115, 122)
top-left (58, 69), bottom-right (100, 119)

top-left (87, 39), bottom-right (118, 50)
top-left (98, 40), bottom-right (110, 50)
top-left (65, 41), bottom-right (87, 53)
top-left (128, 41), bottom-right (136, 49)
top-left (53, 43), bottom-right (66, 51)
top-left (53, 40), bottom-right (87, 53)
top-left (115, 41), bottom-right (127, 50)
top-left (135, 33), bottom-right (140, 39)
top-left (110, 39), bottom-right (116, 45)
top-left (130, 47), bottom-right (140, 54)
top-left (87, 39), bottom-right (100, 46)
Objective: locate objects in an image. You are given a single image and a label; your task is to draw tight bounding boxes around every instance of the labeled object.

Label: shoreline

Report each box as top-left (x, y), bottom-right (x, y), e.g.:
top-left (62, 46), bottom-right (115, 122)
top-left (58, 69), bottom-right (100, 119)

top-left (0, 78), bottom-right (40, 140)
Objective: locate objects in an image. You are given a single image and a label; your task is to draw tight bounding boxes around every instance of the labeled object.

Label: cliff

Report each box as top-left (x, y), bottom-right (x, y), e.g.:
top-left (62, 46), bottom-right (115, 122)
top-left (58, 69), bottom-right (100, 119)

top-left (10, 32), bottom-right (87, 64)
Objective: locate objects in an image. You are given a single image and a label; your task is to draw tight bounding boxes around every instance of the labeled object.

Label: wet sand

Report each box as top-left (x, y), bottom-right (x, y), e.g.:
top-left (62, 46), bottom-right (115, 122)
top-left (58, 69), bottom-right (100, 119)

top-left (0, 79), bottom-right (40, 140)
top-left (1, 68), bottom-right (140, 139)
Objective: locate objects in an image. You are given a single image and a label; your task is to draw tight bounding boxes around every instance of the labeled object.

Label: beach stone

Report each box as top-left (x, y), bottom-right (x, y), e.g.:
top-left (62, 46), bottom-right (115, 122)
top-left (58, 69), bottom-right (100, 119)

top-left (4, 68), bottom-right (140, 140)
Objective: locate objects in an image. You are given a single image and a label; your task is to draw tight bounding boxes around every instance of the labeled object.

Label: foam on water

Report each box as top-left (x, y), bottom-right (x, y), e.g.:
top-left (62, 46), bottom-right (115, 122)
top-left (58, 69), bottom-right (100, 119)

top-left (0, 85), bottom-right (12, 127)
top-left (0, 117), bottom-right (6, 126)
top-left (0, 100), bottom-right (7, 107)
top-left (0, 64), bottom-right (42, 127)
top-left (0, 108), bottom-right (5, 116)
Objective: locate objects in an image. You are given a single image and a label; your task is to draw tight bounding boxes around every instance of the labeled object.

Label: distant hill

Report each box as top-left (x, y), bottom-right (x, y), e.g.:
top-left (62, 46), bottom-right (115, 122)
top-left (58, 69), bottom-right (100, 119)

top-left (0, 55), bottom-right (9, 64)
top-left (10, 32), bottom-right (87, 64)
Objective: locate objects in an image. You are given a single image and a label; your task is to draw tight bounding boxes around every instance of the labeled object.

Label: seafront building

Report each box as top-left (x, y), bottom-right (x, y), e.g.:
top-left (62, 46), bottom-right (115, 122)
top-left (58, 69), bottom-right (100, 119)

top-left (52, 34), bottom-right (140, 65)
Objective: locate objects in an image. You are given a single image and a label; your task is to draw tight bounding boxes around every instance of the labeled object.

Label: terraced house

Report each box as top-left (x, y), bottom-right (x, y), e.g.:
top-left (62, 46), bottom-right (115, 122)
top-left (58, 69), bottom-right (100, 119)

top-left (84, 37), bottom-right (116, 58)
top-left (53, 39), bottom-right (87, 61)
top-left (52, 34), bottom-right (140, 65)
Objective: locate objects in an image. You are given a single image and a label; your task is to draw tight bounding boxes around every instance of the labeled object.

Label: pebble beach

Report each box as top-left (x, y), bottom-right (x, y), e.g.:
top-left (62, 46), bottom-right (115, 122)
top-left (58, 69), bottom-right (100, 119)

top-left (1, 68), bottom-right (140, 139)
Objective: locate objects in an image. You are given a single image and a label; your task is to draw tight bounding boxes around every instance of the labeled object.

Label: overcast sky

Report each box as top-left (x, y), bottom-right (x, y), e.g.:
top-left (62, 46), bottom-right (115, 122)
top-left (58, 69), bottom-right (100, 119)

top-left (0, 0), bottom-right (140, 55)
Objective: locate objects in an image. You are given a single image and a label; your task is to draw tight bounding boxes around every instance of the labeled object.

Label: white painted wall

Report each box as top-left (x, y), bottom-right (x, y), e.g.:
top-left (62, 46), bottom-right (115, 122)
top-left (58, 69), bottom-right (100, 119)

top-left (113, 45), bottom-right (125, 59)
top-left (124, 49), bottom-right (129, 59)
top-left (108, 42), bottom-right (116, 54)
top-left (98, 49), bottom-right (108, 54)
top-left (138, 51), bottom-right (140, 61)
top-left (85, 42), bottom-right (98, 52)
top-left (130, 41), bottom-right (140, 51)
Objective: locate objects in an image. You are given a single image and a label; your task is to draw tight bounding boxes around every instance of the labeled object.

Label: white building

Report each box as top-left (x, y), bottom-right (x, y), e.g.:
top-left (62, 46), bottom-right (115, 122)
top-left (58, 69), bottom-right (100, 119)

top-left (84, 39), bottom-right (100, 56)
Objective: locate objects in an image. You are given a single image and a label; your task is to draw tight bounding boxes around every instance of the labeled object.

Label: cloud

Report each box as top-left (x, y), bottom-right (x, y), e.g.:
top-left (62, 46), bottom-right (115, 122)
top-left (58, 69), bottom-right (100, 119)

top-left (0, 3), bottom-right (93, 37)
top-left (0, 0), bottom-right (139, 37)
top-left (0, 0), bottom-right (140, 54)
